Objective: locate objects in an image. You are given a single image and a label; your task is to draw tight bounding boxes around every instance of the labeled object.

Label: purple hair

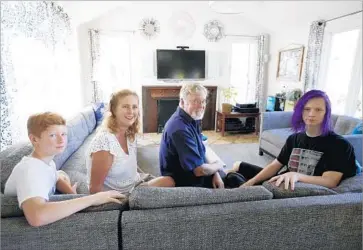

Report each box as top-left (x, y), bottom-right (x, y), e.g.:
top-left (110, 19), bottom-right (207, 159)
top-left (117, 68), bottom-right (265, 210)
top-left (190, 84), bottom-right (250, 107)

top-left (291, 89), bottom-right (332, 135)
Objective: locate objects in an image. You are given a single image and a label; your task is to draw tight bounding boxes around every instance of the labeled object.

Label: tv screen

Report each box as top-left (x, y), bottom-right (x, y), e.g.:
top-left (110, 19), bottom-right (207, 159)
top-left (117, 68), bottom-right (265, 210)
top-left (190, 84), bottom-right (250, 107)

top-left (156, 49), bottom-right (205, 80)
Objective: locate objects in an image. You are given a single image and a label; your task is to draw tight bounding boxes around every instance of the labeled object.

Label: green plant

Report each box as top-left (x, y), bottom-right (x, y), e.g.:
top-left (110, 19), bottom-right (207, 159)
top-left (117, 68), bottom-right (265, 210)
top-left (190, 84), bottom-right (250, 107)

top-left (286, 88), bottom-right (302, 102)
top-left (221, 87), bottom-right (238, 104)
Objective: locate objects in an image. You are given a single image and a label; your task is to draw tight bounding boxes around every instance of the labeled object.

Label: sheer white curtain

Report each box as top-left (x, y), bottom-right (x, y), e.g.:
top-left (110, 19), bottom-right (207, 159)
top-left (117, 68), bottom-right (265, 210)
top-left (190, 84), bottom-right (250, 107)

top-left (318, 13), bottom-right (362, 117)
top-left (1, 1), bottom-right (81, 150)
top-left (90, 30), bottom-right (132, 103)
top-left (229, 39), bottom-right (258, 104)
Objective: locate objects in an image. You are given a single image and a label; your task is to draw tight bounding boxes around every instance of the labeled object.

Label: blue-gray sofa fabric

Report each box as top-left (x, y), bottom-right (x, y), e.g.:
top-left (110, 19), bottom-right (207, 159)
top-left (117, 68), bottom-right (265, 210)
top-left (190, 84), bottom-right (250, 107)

top-left (1, 107), bottom-right (362, 250)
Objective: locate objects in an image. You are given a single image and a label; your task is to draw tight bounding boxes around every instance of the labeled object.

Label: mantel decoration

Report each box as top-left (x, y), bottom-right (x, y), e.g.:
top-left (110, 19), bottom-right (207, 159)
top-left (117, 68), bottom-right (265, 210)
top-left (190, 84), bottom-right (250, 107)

top-left (203, 20), bottom-right (224, 42)
top-left (276, 46), bottom-right (305, 82)
top-left (140, 18), bottom-right (160, 39)
top-left (168, 11), bottom-right (196, 40)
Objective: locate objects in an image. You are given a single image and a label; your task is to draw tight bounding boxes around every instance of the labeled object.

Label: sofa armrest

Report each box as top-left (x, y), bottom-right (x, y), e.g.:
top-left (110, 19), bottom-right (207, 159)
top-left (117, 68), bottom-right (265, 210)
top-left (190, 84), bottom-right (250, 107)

top-left (261, 111), bottom-right (294, 133)
top-left (343, 134), bottom-right (362, 166)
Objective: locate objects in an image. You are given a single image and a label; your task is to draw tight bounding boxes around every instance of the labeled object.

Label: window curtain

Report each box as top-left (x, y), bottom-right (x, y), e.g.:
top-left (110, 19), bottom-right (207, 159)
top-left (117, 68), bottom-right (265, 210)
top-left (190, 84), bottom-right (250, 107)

top-left (89, 29), bottom-right (132, 103)
top-left (255, 34), bottom-right (268, 112)
top-left (89, 29), bottom-right (102, 103)
top-left (0, 1), bottom-right (77, 151)
top-left (303, 20), bottom-right (326, 92)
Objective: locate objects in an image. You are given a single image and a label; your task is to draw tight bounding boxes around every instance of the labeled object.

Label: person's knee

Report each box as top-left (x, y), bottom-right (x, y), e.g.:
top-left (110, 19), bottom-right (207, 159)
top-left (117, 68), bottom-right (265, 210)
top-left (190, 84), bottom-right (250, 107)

top-left (232, 161), bottom-right (242, 172)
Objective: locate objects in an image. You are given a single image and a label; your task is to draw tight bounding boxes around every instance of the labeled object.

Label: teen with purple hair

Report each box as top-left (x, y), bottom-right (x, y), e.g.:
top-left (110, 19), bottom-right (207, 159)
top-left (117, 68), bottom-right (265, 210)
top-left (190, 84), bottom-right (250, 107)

top-left (226, 90), bottom-right (358, 190)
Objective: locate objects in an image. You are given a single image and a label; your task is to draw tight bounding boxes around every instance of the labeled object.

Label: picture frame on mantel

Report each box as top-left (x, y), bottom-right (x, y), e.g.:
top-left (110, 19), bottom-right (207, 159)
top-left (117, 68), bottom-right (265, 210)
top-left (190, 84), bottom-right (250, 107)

top-left (276, 46), bottom-right (304, 82)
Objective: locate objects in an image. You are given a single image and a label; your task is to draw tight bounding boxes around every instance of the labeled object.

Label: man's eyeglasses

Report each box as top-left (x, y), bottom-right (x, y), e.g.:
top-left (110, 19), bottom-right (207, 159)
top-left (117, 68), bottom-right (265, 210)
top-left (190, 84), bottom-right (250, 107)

top-left (187, 99), bottom-right (208, 105)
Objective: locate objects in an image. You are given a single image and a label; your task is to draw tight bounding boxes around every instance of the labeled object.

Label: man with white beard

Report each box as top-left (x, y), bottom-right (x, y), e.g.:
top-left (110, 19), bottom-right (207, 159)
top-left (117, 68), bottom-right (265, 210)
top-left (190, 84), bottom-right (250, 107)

top-left (148, 82), bottom-right (226, 188)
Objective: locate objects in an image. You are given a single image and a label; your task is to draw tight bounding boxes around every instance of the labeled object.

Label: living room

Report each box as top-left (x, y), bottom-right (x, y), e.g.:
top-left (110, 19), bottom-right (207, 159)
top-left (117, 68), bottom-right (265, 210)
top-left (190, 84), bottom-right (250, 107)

top-left (1, 1), bottom-right (362, 250)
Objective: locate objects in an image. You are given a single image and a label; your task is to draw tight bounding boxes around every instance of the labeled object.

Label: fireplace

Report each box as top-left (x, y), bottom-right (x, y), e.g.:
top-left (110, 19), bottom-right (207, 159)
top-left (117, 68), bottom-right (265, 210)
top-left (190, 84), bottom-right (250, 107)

top-left (142, 86), bottom-right (217, 133)
top-left (157, 98), bottom-right (179, 133)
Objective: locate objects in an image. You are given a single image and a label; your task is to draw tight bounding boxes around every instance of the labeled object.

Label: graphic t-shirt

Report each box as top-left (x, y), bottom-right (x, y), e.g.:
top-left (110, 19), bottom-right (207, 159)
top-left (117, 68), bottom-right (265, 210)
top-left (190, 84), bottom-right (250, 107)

top-left (277, 132), bottom-right (357, 180)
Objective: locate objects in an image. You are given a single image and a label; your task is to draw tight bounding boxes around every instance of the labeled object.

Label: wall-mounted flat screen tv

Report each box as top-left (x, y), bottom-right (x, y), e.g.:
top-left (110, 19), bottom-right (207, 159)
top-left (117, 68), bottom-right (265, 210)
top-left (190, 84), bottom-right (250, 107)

top-left (156, 49), bottom-right (205, 80)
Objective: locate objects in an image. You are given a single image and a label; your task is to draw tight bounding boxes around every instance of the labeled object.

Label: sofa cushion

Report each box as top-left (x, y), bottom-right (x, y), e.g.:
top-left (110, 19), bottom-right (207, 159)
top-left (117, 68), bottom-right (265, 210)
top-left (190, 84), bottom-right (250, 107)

top-left (129, 186), bottom-right (273, 210)
top-left (332, 175), bottom-right (363, 193)
top-left (333, 115), bottom-right (361, 135)
top-left (54, 106), bottom-right (96, 169)
top-left (61, 130), bottom-right (99, 194)
top-left (92, 102), bottom-right (106, 126)
top-left (1, 193), bottom-right (129, 218)
top-left (137, 145), bottom-right (161, 177)
top-left (0, 142), bottom-right (33, 193)
top-left (260, 128), bottom-right (294, 149)
top-left (262, 181), bottom-right (337, 199)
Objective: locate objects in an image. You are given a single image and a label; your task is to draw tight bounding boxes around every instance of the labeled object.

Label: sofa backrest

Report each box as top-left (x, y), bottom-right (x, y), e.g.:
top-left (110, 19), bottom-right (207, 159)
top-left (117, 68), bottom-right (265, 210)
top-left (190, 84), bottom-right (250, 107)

top-left (129, 186), bottom-right (273, 210)
top-left (333, 115), bottom-right (361, 135)
top-left (0, 106), bottom-right (96, 193)
top-left (53, 105), bottom-right (96, 168)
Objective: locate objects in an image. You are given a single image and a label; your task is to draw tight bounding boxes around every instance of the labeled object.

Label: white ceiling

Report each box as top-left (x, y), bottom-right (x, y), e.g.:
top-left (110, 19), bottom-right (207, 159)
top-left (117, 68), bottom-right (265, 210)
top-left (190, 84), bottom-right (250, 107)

top-left (58, 1), bottom-right (362, 32)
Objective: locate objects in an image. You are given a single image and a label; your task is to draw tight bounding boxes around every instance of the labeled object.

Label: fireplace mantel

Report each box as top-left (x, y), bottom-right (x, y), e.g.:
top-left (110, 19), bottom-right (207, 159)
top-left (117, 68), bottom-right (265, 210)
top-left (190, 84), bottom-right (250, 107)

top-left (142, 86), bottom-right (217, 133)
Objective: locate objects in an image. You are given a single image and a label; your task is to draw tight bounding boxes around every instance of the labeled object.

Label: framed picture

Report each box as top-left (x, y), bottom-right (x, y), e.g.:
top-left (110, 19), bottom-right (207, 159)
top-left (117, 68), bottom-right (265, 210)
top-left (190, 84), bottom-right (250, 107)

top-left (276, 46), bottom-right (304, 81)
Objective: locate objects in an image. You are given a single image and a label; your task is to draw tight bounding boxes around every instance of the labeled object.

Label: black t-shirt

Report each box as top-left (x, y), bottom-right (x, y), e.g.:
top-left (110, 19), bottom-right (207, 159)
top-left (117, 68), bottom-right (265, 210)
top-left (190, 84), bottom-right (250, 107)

top-left (277, 131), bottom-right (357, 180)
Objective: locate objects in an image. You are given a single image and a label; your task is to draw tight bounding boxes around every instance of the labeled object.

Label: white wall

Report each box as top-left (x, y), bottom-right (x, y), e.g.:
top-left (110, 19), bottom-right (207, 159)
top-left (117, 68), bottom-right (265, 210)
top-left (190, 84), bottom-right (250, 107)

top-left (266, 28), bottom-right (309, 97)
top-left (266, 11), bottom-right (362, 98)
top-left (78, 2), bottom-right (270, 111)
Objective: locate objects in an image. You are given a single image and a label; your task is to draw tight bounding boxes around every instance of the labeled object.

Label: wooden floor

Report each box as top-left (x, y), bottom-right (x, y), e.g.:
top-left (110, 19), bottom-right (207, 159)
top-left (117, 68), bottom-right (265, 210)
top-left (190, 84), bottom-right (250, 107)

top-left (137, 130), bottom-right (259, 147)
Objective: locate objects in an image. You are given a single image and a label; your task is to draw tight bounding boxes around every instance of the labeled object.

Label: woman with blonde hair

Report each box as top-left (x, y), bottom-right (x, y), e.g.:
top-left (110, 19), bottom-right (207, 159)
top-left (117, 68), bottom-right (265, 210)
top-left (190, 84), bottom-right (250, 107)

top-left (86, 89), bottom-right (152, 194)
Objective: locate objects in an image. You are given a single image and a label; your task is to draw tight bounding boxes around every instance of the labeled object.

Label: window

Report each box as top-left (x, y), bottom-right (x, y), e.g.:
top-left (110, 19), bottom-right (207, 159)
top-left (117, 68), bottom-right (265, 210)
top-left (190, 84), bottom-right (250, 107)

top-left (9, 35), bottom-right (82, 142)
top-left (93, 32), bottom-right (131, 102)
top-left (230, 41), bottom-right (258, 104)
top-left (319, 28), bottom-right (362, 117)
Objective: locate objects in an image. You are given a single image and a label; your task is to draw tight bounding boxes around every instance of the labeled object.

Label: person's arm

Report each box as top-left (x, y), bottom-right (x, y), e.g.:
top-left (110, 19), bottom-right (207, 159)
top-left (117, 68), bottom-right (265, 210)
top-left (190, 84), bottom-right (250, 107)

top-left (21, 190), bottom-right (125, 227)
top-left (298, 171), bottom-right (342, 188)
top-left (56, 178), bottom-right (77, 194)
top-left (193, 162), bottom-right (225, 177)
top-left (243, 159), bottom-right (283, 186)
top-left (89, 151), bottom-right (113, 194)
top-left (268, 170), bottom-right (343, 190)
top-left (171, 130), bottom-right (222, 177)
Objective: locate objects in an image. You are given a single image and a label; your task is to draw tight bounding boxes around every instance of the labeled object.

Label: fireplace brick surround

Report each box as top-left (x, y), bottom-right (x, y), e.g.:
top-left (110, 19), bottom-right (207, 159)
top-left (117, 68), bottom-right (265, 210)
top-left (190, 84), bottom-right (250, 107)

top-left (142, 86), bottom-right (217, 133)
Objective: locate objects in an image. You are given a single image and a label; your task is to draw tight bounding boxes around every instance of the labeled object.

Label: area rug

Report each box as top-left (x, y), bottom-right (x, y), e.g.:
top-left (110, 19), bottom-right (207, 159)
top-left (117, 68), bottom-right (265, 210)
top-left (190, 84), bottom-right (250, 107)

top-left (137, 143), bottom-right (274, 176)
top-left (209, 143), bottom-right (274, 171)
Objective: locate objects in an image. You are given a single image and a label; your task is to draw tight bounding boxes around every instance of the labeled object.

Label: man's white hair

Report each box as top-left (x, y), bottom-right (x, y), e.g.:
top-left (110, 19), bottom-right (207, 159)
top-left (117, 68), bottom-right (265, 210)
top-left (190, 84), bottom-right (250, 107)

top-left (179, 82), bottom-right (208, 101)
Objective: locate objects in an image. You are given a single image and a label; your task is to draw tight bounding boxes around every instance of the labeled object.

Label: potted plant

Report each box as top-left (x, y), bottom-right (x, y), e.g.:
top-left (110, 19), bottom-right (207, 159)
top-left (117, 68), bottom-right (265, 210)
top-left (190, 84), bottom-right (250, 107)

top-left (285, 88), bottom-right (302, 111)
top-left (221, 87), bottom-right (238, 113)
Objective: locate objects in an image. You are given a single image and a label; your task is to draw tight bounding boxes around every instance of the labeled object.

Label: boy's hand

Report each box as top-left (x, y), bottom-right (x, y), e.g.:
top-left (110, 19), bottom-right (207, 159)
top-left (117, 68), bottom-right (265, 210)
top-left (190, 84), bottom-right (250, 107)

top-left (91, 190), bottom-right (126, 206)
top-left (241, 179), bottom-right (255, 187)
top-left (268, 172), bottom-right (301, 190)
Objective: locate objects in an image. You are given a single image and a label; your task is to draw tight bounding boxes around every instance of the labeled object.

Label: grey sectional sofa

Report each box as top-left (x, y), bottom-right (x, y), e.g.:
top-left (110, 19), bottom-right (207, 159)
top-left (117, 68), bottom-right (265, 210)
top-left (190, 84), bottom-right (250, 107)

top-left (1, 107), bottom-right (362, 250)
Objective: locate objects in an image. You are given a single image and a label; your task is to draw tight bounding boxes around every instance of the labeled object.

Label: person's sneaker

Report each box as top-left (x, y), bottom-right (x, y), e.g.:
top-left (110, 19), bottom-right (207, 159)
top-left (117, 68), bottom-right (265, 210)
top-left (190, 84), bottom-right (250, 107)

top-left (224, 172), bottom-right (247, 188)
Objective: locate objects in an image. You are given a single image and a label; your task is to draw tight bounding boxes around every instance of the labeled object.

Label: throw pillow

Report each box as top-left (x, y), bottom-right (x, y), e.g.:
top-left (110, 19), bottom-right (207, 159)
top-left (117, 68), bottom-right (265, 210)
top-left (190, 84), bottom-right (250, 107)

top-left (262, 181), bottom-right (337, 199)
top-left (356, 160), bottom-right (362, 175)
top-left (351, 122), bottom-right (362, 134)
top-left (92, 102), bottom-right (106, 126)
